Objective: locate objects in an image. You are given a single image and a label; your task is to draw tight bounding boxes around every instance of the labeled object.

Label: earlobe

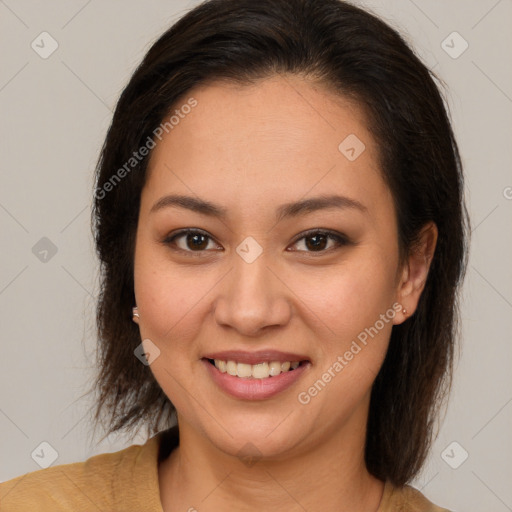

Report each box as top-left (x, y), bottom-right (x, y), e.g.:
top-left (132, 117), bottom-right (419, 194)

top-left (393, 222), bottom-right (438, 324)
top-left (132, 306), bottom-right (140, 324)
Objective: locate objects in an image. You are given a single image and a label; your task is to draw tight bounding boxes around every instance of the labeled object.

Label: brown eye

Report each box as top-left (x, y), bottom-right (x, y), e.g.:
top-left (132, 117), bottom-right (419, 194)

top-left (305, 233), bottom-right (329, 251)
top-left (289, 230), bottom-right (349, 254)
top-left (184, 232), bottom-right (209, 250)
top-left (163, 228), bottom-right (350, 256)
top-left (163, 229), bottom-right (220, 253)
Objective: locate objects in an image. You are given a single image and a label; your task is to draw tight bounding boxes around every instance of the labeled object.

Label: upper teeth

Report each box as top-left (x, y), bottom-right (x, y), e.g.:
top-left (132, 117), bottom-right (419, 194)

top-left (214, 360), bottom-right (300, 379)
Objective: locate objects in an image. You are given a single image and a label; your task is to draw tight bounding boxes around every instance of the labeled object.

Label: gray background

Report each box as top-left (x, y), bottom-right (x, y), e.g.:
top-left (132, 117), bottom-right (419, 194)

top-left (1, 1), bottom-right (511, 511)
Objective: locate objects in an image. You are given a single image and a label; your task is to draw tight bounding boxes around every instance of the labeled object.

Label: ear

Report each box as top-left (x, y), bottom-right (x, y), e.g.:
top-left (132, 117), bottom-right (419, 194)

top-left (393, 221), bottom-right (438, 325)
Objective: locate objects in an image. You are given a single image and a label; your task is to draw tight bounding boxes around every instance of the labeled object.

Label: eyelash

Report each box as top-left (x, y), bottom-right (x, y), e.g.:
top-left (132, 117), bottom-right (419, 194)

top-left (161, 228), bottom-right (351, 257)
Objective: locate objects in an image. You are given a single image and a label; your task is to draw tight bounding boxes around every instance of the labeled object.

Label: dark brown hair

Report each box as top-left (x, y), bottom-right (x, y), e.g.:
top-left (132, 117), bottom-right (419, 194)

top-left (89, 0), bottom-right (469, 486)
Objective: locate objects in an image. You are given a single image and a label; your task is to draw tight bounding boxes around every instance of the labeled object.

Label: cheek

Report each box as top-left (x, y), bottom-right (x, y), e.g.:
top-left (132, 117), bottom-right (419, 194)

top-left (295, 255), bottom-right (397, 338)
top-left (294, 263), bottom-right (396, 412)
top-left (133, 249), bottom-right (211, 412)
top-left (135, 266), bottom-right (209, 347)
top-left (293, 254), bottom-right (398, 402)
top-left (133, 237), bottom-right (208, 351)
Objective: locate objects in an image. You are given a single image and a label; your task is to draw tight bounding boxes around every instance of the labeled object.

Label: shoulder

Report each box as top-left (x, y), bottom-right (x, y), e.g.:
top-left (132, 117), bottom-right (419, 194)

top-left (380, 481), bottom-right (453, 512)
top-left (0, 451), bottom-right (123, 511)
top-left (0, 433), bottom-right (165, 512)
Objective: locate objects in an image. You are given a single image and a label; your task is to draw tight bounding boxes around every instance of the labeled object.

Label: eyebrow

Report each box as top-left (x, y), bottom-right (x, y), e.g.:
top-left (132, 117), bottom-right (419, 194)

top-left (149, 193), bottom-right (367, 221)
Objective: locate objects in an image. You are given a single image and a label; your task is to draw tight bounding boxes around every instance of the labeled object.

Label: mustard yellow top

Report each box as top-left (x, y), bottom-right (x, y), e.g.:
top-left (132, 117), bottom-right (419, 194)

top-left (0, 426), bottom-right (451, 511)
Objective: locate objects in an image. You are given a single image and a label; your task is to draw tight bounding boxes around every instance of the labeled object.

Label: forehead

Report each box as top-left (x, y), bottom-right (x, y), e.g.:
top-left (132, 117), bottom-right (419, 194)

top-left (143, 75), bottom-right (390, 222)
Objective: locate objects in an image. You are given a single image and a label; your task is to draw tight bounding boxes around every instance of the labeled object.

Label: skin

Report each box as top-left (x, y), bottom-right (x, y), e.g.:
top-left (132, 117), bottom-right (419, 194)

top-left (132, 74), bottom-right (437, 512)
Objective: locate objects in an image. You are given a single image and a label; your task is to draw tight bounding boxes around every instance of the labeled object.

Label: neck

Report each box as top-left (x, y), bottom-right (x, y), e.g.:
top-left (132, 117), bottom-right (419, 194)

top-left (159, 399), bottom-right (384, 512)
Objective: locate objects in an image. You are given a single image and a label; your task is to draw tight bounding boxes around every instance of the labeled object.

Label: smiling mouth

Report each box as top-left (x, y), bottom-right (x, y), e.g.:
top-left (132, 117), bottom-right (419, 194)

top-left (205, 358), bottom-right (308, 379)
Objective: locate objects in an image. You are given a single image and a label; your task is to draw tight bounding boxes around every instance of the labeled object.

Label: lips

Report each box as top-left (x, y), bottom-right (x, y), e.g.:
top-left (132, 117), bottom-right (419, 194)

top-left (201, 349), bottom-right (311, 400)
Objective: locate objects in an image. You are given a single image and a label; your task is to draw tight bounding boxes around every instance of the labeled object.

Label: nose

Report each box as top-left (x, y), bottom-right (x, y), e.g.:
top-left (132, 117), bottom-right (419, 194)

top-left (213, 250), bottom-right (292, 337)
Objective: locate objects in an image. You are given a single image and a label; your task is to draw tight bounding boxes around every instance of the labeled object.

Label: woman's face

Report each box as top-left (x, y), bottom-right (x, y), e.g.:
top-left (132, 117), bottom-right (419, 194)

top-left (133, 75), bottom-right (408, 458)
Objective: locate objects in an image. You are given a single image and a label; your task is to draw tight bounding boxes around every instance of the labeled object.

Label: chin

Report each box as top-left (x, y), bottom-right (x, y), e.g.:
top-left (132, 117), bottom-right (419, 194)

top-left (195, 408), bottom-right (313, 461)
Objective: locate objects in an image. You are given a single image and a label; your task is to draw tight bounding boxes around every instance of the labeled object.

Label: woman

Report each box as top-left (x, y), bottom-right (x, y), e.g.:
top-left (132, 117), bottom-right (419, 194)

top-left (0, 0), bottom-right (468, 510)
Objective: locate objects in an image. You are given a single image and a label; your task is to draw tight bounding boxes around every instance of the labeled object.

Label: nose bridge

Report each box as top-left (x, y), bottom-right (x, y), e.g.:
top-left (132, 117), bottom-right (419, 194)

top-left (214, 242), bottom-right (290, 335)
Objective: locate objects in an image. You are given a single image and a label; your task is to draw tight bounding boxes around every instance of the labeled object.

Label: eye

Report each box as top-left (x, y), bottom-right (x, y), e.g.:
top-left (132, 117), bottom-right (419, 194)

top-left (162, 228), bottom-right (350, 256)
top-left (162, 229), bottom-right (221, 255)
top-left (288, 229), bottom-right (349, 254)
